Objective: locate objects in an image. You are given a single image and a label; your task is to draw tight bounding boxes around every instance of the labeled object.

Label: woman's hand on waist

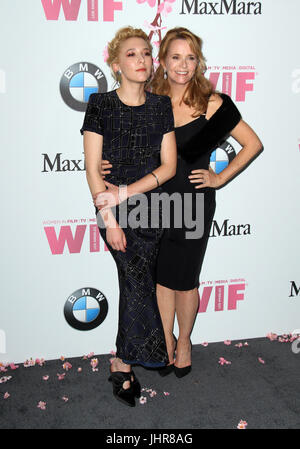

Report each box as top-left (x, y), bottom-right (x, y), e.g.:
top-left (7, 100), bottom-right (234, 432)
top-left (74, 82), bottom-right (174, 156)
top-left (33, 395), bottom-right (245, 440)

top-left (188, 167), bottom-right (222, 189)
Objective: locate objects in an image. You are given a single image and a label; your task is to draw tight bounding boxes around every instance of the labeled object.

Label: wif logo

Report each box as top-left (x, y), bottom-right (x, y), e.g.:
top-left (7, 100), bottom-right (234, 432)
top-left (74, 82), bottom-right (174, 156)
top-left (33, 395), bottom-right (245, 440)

top-left (198, 279), bottom-right (246, 313)
top-left (41, 0), bottom-right (123, 22)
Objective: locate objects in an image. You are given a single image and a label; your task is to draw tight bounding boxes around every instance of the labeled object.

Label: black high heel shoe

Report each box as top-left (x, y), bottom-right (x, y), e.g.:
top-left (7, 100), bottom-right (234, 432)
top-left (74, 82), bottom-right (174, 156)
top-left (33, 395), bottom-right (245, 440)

top-left (158, 334), bottom-right (177, 377)
top-left (108, 371), bottom-right (136, 407)
top-left (130, 369), bottom-right (141, 398)
top-left (174, 340), bottom-right (192, 378)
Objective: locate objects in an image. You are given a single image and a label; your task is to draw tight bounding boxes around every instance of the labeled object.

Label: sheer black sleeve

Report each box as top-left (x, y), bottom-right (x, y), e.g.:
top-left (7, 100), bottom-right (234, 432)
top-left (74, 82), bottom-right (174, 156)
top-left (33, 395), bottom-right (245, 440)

top-left (80, 93), bottom-right (103, 136)
top-left (162, 96), bottom-right (174, 135)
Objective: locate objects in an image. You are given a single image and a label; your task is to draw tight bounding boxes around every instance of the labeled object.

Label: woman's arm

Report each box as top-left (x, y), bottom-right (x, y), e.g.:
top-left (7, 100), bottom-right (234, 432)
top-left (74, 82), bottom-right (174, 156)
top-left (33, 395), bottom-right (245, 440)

top-left (127, 130), bottom-right (177, 197)
top-left (96, 130), bottom-right (177, 209)
top-left (83, 130), bottom-right (126, 251)
top-left (189, 120), bottom-right (262, 189)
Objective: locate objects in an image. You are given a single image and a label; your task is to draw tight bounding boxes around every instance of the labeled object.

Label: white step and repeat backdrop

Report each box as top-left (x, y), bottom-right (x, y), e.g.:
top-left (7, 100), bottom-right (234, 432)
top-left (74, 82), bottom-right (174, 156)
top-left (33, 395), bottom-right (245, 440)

top-left (1, 0), bottom-right (299, 363)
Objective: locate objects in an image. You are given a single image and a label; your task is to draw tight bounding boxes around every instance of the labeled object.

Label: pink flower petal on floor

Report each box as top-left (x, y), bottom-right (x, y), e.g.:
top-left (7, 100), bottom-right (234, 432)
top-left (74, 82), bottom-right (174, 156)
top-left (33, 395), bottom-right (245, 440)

top-left (110, 350), bottom-right (116, 356)
top-left (43, 375), bottom-right (49, 381)
top-left (9, 363), bottom-right (19, 370)
top-left (87, 352), bottom-right (94, 358)
top-left (62, 396), bottom-right (69, 402)
top-left (4, 392), bottom-right (10, 399)
top-left (163, 392), bottom-right (170, 396)
top-left (235, 343), bottom-right (243, 348)
top-left (90, 358), bottom-right (99, 370)
top-left (237, 420), bottom-right (248, 429)
top-left (218, 357), bottom-right (231, 365)
top-left (150, 390), bottom-right (157, 397)
top-left (266, 332), bottom-right (278, 341)
top-left (139, 396), bottom-right (147, 404)
top-left (37, 401), bottom-right (46, 410)
top-left (0, 376), bottom-right (12, 383)
top-left (57, 373), bottom-right (66, 380)
top-left (62, 362), bottom-right (72, 371)
top-left (60, 356), bottom-right (65, 361)
top-left (224, 340), bottom-right (231, 345)
top-left (77, 367), bottom-right (82, 372)
top-left (201, 342), bottom-right (208, 346)
top-left (258, 357), bottom-right (265, 364)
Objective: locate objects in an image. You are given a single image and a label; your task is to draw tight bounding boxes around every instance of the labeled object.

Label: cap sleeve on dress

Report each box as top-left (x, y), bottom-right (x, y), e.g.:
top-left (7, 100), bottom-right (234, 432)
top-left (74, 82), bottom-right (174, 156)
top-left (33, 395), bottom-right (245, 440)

top-left (162, 96), bottom-right (174, 135)
top-left (80, 93), bottom-right (103, 136)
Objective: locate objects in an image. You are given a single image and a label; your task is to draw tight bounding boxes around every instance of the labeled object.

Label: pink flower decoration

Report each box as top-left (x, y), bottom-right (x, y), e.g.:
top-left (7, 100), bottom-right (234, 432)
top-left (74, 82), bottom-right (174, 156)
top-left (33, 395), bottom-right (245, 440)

top-left (137, 0), bottom-right (156, 7)
top-left (143, 20), bottom-right (167, 32)
top-left (9, 363), bottom-right (19, 370)
top-left (158, 0), bottom-right (176, 16)
top-left (62, 396), bottom-right (69, 402)
top-left (258, 357), bottom-right (265, 364)
top-left (37, 401), bottom-right (46, 410)
top-left (110, 350), bottom-right (116, 356)
top-left (201, 342), bottom-right (208, 347)
top-left (237, 420), bottom-right (248, 429)
top-left (235, 343), bottom-right (243, 348)
top-left (36, 358), bottom-right (45, 366)
top-left (60, 356), bottom-right (65, 361)
top-left (57, 373), bottom-right (66, 380)
top-left (218, 357), bottom-right (231, 366)
top-left (4, 392), bottom-right (10, 399)
top-left (0, 366), bottom-right (7, 372)
top-left (224, 340), bottom-right (231, 345)
top-left (77, 367), bottom-right (82, 372)
top-left (150, 390), bottom-right (157, 397)
top-left (0, 376), bottom-right (12, 383)
top-left (62, 362), bottom-right (72, 371)
top-left (43, 375), bottom-right (49, 381)
top-left (163, 392), bottom-right (170, 396)
top-left (139, 396), bottom-right (147, 404)
top-left (266, 332), bottom-right (278, 341)
top-left (103, 45), bottom-right (109, 63)
top-left (90, 358), bottom-right (99, 371)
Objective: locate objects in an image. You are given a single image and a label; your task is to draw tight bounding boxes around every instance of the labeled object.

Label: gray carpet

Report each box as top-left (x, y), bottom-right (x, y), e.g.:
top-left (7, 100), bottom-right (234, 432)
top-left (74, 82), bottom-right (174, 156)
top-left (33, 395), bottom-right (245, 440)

top-left (1, 335), bottom-right (300, 429)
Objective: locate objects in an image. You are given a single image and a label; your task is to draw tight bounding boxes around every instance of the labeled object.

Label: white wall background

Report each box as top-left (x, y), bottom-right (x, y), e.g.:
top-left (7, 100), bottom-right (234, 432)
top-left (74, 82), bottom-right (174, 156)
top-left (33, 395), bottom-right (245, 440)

top-left (0, 0), bottom-right (299, 363)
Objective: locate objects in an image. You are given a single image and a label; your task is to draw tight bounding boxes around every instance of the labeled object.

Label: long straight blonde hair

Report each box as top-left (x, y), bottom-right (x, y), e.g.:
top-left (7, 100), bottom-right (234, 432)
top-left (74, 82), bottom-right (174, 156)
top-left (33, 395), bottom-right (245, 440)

top-left (151, 27), bottom-right (214, 116)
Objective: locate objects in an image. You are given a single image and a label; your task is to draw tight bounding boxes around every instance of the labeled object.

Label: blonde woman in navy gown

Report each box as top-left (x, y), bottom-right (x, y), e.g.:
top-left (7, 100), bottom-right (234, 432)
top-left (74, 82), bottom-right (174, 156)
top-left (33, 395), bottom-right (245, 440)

top-left (101, 27), bottom-right (262, 379)
top-left (81, 27), bottom-right (177, 406)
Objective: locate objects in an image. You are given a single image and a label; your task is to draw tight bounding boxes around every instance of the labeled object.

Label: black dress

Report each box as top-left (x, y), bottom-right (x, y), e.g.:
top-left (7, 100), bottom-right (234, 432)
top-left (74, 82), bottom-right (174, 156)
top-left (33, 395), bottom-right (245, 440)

top-left (156, 115), bottom-right (216, 291)
top-left (80, 90), bottom-right (174, 367)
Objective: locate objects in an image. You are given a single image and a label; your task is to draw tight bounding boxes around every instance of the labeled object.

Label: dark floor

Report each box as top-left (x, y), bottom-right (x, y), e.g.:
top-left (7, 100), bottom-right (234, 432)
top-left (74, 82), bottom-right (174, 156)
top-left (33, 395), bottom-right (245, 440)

top-left (1, 335), bottom-right (300, 430)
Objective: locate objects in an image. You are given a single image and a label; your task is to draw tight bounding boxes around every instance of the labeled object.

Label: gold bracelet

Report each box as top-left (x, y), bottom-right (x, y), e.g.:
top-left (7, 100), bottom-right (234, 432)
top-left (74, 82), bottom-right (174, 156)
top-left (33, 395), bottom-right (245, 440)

top-left (151, 171), bottom-right (159, 187)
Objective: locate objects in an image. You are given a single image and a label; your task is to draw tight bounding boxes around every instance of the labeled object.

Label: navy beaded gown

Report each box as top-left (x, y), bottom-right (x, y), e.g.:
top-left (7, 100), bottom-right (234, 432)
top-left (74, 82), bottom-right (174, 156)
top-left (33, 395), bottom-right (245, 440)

top-left (80, 90), bottom-right (174, 368)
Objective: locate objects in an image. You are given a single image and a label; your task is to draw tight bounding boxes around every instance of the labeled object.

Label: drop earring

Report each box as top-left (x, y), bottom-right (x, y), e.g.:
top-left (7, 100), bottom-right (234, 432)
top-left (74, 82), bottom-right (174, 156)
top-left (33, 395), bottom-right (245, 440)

top-left (163, 69), bottom-right (168, 80)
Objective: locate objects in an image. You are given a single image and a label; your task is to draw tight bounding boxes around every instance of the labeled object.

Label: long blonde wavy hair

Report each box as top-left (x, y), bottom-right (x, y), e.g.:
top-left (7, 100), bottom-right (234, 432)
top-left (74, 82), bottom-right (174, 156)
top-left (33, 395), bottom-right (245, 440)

top-left (151, 27), bottom-right (214, 116)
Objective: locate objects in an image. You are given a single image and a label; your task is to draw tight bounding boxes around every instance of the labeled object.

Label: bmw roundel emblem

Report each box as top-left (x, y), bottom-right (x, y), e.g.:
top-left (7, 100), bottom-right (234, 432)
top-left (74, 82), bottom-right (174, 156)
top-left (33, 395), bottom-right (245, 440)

top-left (60, 62), bottom-right (108, 111)
top-left (210, 140), bottom-right (237, 174)
top-left (64, 288), bottom-right (108, 331)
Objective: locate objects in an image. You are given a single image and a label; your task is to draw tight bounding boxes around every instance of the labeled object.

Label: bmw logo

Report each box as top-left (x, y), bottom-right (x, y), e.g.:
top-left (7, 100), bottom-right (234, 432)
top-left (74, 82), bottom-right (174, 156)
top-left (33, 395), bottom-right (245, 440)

top-left (64, 287), bottom-right (108, 331)
top-left (210, 140), bottom-right (237, 174)
top-left (60, 62), bottom-right (108, 111)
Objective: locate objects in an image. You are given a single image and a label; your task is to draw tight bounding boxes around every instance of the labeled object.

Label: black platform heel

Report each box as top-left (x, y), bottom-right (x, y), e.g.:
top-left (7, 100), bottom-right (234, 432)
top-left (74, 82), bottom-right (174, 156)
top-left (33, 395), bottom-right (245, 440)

top-left (108, 371), bottom-right (136, 407)
top-left (174, 340), bottom-right (192, 378)
top-left (158, 334), bottom-right (177, 377)
top-left (130, 369), bottom-right (141, 398)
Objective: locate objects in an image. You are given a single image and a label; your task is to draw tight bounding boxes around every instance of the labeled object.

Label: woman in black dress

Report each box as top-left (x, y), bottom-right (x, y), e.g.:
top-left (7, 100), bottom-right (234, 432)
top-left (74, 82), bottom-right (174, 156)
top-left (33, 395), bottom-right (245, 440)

top-left (101, 27), bottom-right (262, 379)
top-left (81, 26), bottom-right (177, 406)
